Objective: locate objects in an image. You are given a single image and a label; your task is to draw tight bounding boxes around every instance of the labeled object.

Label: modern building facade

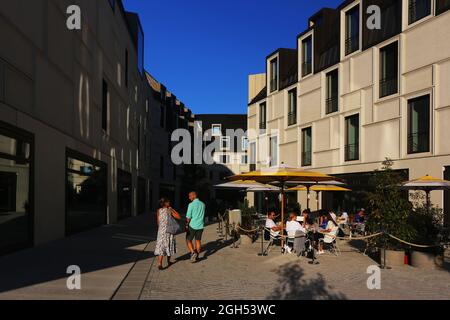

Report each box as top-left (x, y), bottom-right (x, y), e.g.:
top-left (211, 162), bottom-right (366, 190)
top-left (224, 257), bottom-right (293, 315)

top-left (247, 0), bottom-right (450, 224)
top-left (0, 0), bottom-right (197, 255)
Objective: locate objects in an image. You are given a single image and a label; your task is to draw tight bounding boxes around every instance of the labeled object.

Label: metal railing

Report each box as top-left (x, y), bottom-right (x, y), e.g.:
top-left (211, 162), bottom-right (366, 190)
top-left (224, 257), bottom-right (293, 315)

top-left (380, 77), bottom-right (398, 98)
top-left (408, 132), bottom-right (429, 154)
top-left (302, 151), bottom-right (312, 167)
top-left (326, 96), bottom-right (338, 114)
top-left (301, 61), bottom-right (312, 77)
top-left (345, 143), bottom-right (359, 161)
top-left (345, 34), bottom-right (359, 55)
top-left (288, 112), bottom-right (297, 126)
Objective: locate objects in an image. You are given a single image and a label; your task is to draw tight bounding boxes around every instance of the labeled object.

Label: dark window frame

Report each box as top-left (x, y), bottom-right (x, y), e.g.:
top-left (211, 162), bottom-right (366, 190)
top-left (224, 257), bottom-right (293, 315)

top-left (102, 79), bottom-right (108, 132)
top-left (436, 0), bottom-right (450, 15)
top-left (287, 88), bottom-right (297, 126)
top-left (345, 114), bottom-right (360, 162)
top-left (301, 127), bottom-right (312, 167)
top-left (409, 0), bottom-right (432, 24)
top-left (345, 5), bottom-right (360, 55)
top-left (379, 41), bottom-right (399, 98)
top-left (326, 69), bottom-right (339, 114)
top-left (270, 58), bottom-right (278, 93)
top-left (259, 102), bottom-right (267, 131)
top-left (302, 36), bottom-right (313, 77)
top-left (407, 95), bottom-right (431, 154)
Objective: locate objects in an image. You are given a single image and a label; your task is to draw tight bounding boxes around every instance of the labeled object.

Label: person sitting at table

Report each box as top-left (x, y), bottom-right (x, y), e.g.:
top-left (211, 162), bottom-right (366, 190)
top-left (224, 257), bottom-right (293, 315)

top-left (285, 212), bottom-right (306, 255)
top-left (316, 212), bottom-right (338, 255)
top-left (265, 211), bottom-right (283, 238)
top-left (286, 213), bottom-right (306, 235)
top-left (354, 209), bottom-right (365, 223)
top-left (339, 211), bottom-right (349, 226)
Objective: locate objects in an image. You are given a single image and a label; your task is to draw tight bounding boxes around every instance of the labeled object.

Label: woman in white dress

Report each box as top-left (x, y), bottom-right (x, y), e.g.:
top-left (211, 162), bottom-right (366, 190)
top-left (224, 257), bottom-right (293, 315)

top-left (155, 198), bottom-right (181, 270)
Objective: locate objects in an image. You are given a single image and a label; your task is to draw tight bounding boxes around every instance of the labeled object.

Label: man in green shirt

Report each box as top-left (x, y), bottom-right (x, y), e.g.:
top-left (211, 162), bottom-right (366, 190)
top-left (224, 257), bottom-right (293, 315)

top-left (185, 191), bottom-right (206, 263)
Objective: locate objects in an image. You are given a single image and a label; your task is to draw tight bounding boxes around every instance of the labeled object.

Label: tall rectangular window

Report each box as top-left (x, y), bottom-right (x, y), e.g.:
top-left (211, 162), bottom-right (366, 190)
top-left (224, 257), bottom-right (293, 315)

top-left (117, 169), bottom-right (132, 220)
top-left (408, 95), bottom-right (430, 154)
top-left (0, 125), bottom-right (32, 254)
top-left (302, 36), bottom-right (313, 77)
top-left (436, 0), bottom-right (450, 15)
top-left (125, 49), bottom-right (129, 88)
top-left (249, 142), bottom-right (256, 171)
top-left (345, 114), bottom-right (360, 161)
top-left (259, 103), bottom-right (267, 131)
top-left (270, 136), bottom-right (278, 167)
top-left (66, 151), bottom-right (107, 235)
top-left (137, 177), bottom-right (146, 215)
top-left (301, 127), bottom-right (312, 167)
top-left (409, 0), bottom-right (431, 24)
top-left (288, 89), bottom-right (297, 126)
top-left (270, 58), bottom-right (278, 92)
top-left (137, 25), bottom-right (144, 75)
top-left (345, 5), bottom-right (360, 55)
top-left (326, 69), bottom-right (339, 114)
top-left (380, 42), bottom-right (398, 98)
top-left (102, 79), bottom-right (108, 132)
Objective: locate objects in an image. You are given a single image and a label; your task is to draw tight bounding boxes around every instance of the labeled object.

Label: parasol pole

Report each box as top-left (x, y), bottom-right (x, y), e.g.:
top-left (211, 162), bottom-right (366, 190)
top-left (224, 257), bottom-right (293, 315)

top-left (281, 183), bottom-right (285, 248)
top-left (307, 185), bottom-right (311, 210)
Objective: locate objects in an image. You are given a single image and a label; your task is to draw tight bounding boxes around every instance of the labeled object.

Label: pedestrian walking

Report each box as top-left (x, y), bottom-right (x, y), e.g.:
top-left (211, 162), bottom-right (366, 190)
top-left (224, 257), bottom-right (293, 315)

top-left (185, 191), bottom-right (206, 263)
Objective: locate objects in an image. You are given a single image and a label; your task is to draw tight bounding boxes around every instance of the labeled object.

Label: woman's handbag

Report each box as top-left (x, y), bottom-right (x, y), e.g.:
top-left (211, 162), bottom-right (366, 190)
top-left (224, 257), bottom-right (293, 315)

top-left (166, 210), bottom-right (181, 235)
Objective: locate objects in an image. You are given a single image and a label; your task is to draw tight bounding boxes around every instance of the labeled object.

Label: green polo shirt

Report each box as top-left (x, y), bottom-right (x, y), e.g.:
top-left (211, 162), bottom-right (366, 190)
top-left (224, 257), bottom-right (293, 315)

top-left (186, 199), bottom-right (205, 230)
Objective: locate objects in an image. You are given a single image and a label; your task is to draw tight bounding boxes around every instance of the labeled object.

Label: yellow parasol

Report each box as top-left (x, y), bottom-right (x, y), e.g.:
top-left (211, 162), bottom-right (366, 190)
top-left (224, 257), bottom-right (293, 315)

top-left (400, 175), bottom-right (450, 212)
top-left (228, 164), bottom-right (336, 246)
top-left (288, 185), bottom-right (352, 210)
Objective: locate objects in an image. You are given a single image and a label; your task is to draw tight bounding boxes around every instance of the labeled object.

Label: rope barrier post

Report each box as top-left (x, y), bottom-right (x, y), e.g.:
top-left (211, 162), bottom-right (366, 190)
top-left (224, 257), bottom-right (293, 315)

top-left (225, 220), bottom-right (229, 241)
top-left (231, 223), bottom-right (237, 249)
top-left (258, 226), bottom-right (265, 257)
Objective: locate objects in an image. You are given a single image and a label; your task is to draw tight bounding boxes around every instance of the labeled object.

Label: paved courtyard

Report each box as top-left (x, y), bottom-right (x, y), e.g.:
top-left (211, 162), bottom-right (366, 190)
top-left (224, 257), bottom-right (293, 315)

top-left (1, 214), bottom-right (449, 300)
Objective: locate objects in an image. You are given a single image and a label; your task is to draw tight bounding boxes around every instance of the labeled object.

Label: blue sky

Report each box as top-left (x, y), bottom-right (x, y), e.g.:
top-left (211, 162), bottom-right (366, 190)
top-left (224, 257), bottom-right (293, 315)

top-left (123, 0), bottom-right (342, 114)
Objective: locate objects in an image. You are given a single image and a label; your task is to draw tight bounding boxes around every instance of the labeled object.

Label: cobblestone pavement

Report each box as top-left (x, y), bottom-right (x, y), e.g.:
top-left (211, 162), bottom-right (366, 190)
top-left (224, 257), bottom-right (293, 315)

top-left (139, 223), bottom-right (450, 300)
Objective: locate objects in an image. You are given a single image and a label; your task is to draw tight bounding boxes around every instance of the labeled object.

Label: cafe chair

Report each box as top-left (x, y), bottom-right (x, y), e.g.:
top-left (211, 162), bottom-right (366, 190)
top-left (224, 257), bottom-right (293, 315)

top-left (263, 228), bottom-right (280, 255)
top-left (319, 227), bottom-right (340, 256)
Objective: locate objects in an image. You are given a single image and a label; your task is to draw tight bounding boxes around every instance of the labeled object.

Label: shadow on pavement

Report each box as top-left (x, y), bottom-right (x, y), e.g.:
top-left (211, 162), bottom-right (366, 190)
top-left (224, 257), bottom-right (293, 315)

top-left (175, 239), bottom-right (234, 263)
top-left (0, 214), bottom-right (157, 296)
top-left (267, 262), bottom-right (347, 300)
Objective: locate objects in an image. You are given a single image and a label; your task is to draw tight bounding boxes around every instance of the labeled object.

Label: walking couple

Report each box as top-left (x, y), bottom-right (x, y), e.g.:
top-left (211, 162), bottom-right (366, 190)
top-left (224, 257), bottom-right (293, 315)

top-left (154, 191), bottom-right (206, 270)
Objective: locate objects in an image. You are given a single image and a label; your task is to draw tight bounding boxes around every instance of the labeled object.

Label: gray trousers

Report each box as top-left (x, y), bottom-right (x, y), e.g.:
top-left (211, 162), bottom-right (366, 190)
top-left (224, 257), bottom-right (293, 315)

top-left (292, 231), bottom-right (306, 255)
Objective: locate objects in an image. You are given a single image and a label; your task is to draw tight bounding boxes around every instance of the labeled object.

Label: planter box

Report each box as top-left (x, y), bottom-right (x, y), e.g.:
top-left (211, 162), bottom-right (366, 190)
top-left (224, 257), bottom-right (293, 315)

top-left (411, 251), bottom-right (443, 270)
top-left (384, 250), bottom-right (405, 267)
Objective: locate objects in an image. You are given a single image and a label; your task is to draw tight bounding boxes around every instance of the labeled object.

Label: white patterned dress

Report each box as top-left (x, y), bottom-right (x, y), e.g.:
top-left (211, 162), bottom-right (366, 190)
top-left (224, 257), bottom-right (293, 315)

top-left (154, 208), bottom-right (177, 257)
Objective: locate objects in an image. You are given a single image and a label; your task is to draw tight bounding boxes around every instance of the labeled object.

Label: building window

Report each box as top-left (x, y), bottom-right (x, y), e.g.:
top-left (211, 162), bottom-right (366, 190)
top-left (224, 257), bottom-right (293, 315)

top-left (66, 151), bottom-right (107, 235)
top-left (270, 58), bottom-right (278, 92)
top-left (249, 142), bottom-right (256, 171)
top-left (287, 88), bottom-right (297, 126)
top-left (409, 0), bottom-right (431, 24)
top-left (345, 114), bottom-right (360, 161)
top-left (220, 137), bottom-right (231, 151)
top-left (270, 136), bottom-right (278, 167)
top-left (301, 36), bottom-right (313, 77)
top-left (117, 169), bottom-right (132, 220)
top-left (0, 125), bottom-right (32, 254)
top-left (221, 155), bottom-right (230, 164)
top-left (102, 79), bottom-right (108, 132)
top-left (241, 155), bottom-right (248, 165)
top-left (301, 127), bottom-right (312, 167)
top-left (326, 70), bottom-right (339, 114)
top-left (212, 124), bottom-right (222, 136)
top-left (259, 103), bottom-right (267, 131)
top-left (345, 5), bottom-right (360, 55)
top-left (137, 177), bottom-right (146, 215)
top-left (380, 42), bottom-right (398, 98)
top-left (241, 137), bottom-right (249, 151)
top-left (408, 95), bottom-right (430, 154)
top-left (436, 0), bottom-right (450, 15)
top-left (125, 49), bottom-right (129, 88)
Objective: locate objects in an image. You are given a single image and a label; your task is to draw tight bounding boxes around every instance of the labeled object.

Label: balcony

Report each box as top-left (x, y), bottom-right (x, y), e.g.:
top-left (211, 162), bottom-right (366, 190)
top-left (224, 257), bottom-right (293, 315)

top-left (345, 143), bottom-right (359, 161)
top-left (408, 132), bottom-right (429, 154)
top-left (326, 96), bottom-right (338, 114)
top-left (302, 151), bottom-right (312, 167)
top-left (288, 112), bottom-right (297, 126)
top-left (345, 34), bottom-right (359, 55)
top-left (302, 61), bottom-right (312, 77)
top-left (380, 77), bottom-right (398, 98)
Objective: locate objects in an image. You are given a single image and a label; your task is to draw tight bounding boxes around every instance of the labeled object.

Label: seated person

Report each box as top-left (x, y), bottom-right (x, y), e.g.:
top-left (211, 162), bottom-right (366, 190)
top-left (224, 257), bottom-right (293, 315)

top-left (317, 213), bottom-right (338, 255)
top-left (265, 211), bottom-right (283, 238)
top-left (354, 209), bottom-right (365, 223)
top-left (286, 213), bottom-right (306, 236)
top-left (339, 211), bottom-right (349, 225)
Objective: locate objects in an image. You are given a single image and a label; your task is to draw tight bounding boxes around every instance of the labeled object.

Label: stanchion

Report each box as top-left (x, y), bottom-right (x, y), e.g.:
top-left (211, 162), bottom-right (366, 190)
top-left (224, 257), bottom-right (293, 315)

top-left (308, 230), bottom-right (319, 265)
top-left (231, 223), bottom-right (238, 249)
top-left (258, 226), bottom-right (266, 256)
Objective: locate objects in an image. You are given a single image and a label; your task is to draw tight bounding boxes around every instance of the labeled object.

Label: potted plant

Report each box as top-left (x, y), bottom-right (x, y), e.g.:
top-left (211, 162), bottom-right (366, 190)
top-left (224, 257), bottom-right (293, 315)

top-left (408, 193), bottom-right (445, 269)
top-left (238, 200), bottom-right (257, 246)
top-left (365, 159), bottom-right (416, 267)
